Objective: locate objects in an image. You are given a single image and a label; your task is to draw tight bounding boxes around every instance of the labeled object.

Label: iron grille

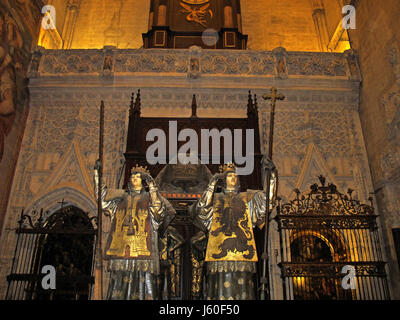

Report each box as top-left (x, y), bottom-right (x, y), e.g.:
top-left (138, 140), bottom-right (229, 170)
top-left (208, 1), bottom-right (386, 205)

top-left (276, 176), bottom-right (390, 300)
top-left (6, 206), bottom-right (97, 300)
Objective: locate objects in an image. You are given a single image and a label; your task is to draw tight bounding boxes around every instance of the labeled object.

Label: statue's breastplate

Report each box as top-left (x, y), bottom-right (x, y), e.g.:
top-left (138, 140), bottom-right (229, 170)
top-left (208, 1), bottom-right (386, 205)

top-left (105, 192), bottom-right (152, 259)
top-left (205, 192), bottom-right (258, 262)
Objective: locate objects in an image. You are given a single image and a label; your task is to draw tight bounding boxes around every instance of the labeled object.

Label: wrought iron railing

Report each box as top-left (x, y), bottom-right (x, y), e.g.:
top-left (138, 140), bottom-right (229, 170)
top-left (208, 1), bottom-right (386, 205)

top-left (6, 206), bottom-right (97, 300)
top-left (276, 176), bottom-right (390, 300)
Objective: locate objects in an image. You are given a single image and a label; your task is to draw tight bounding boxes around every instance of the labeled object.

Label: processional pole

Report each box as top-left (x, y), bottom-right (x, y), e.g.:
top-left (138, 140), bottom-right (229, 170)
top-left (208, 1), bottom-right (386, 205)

top-left (95, 100), bottom-right (105, 300)
top-left (259, 88), bottom-right (285, 300)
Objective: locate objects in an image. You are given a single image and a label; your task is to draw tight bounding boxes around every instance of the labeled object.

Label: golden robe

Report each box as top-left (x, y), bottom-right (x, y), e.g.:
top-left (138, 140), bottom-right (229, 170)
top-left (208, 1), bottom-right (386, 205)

top-left (95, 176), bottom-right (173, 300)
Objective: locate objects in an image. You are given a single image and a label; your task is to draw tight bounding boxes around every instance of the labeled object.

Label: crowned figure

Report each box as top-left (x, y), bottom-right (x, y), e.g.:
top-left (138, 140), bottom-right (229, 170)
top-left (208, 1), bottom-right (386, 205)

top-left (94, 163), bottom-right (175, 300)
top-left (193, 161), bottom-right (278, 300)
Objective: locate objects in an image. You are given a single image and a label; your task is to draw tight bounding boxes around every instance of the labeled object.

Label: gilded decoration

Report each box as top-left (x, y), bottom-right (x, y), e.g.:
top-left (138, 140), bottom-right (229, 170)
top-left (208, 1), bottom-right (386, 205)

top-left (205, 193), bottom-right (258, 262)
top-left (179, 1), bottom-right (213, 28)
top-left (105, 194), bottom-right (152, 259)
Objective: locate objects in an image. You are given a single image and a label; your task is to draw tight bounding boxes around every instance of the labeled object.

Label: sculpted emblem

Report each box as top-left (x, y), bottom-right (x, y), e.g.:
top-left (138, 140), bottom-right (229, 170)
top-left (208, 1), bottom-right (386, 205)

top-left (211, 195), bottom-right (255, 260)
top-left (179, 1), bottom-right (213, 28)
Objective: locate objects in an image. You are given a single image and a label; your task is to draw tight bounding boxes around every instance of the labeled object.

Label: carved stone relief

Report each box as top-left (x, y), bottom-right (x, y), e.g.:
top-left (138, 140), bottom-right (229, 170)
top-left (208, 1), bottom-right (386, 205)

top-left (286, 53), bottom-right (347, 77)
top-left (378, 44), bottom-right (400, 228)
top-left (32, 47), bottom-right (359, 79)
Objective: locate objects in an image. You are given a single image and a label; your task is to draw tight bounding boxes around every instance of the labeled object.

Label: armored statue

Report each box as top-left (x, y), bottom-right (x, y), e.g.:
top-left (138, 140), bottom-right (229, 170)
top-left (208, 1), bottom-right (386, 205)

top-left (193, 161), bottom-right (278, 300)
top-left (94, 163), bottom-right (176, 300)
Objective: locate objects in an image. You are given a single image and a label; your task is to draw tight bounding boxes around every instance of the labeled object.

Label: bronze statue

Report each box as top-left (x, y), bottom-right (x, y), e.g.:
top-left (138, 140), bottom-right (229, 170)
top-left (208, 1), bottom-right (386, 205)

top-left (193, 161), bottom-right (278, 300)
top-left (94, 163), bottom-right (176, 300)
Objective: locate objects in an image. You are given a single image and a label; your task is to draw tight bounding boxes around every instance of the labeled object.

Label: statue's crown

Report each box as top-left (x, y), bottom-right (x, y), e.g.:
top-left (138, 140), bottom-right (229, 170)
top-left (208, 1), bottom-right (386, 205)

top-left (131, 164), bottom-right (150, 175)
top-left (219, 162), bottom-right (236, 174)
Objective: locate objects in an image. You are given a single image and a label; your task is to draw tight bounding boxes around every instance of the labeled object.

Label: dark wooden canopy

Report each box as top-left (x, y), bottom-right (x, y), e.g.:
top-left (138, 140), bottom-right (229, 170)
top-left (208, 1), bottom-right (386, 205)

top-left (123, 90), bottom-right (262, 192)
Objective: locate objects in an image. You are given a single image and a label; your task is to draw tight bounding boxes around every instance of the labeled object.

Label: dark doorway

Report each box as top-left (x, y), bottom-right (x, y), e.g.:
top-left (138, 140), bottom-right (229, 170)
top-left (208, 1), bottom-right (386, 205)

top-left (6, 205), bottom-right (96, 300)
top-left (34, 206), bottom-right (96, 300)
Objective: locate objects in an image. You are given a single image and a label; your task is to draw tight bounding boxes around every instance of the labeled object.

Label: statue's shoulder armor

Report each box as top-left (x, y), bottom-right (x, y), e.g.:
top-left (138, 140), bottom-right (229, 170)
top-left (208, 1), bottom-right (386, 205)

top-left (243, 189), bottom-right (260, 202)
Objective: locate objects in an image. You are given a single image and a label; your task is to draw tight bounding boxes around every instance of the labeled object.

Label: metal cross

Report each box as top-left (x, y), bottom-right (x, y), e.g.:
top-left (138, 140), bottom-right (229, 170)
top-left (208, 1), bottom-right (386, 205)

top-left (259, 87), bottom-right (285, 301)
top-left (262, 87), bottom-right (285, 159)
top-left (262, 87), bottom-right (285, 112)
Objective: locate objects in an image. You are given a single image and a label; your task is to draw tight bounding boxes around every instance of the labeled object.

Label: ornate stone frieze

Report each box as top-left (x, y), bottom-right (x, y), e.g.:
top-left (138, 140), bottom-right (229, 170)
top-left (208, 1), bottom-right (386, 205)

top-left (200, 50), bottom-right (275, 75)
top-left (286, 52), bottom-right (348, 77)
top-left (38, 49), bottom-right (104, 74)
top-left (30, 47), bottom-right (359, 80)
top-left (114, 49), bottom-right (189, 74)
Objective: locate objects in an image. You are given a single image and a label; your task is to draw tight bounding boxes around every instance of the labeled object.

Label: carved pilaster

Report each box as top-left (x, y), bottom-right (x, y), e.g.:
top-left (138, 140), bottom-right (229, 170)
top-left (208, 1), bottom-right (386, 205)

top-left (188, 46), bottom-right (201, 79)
top-left (27, 46), bottom-right (45, 78)
top-left (61, 0), bottom-right (81, 49)
top-left (272, 47), bottom-right (288, 79)
top-left (344, 49), bottom-right (361, 81)
top-left (101, 46), bottom-right (116, 80)
top-left (310, 0), bottom-right (330, 52)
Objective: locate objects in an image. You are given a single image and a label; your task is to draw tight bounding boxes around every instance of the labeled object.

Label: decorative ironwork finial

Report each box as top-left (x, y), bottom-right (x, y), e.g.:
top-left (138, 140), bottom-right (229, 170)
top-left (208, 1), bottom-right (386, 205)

top-left (318, 175), bottom-right (326, 187)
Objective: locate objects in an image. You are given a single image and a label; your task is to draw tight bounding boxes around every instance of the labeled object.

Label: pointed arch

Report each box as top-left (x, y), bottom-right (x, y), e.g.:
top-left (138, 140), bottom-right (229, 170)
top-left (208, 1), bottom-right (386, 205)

top-left (23, 187), bottom-right (97, 227)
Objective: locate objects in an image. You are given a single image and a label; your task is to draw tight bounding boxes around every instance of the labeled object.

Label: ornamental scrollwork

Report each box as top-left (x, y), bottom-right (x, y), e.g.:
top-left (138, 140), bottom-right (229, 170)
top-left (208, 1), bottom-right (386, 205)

top-left (280, 262), bottom-right (386, 278)
top-left (286, 53), bottom-right (347, 77)
top-left (277, 176), bottom-right (375, 217)
top-left (39, 50), bottom-right (104, 74)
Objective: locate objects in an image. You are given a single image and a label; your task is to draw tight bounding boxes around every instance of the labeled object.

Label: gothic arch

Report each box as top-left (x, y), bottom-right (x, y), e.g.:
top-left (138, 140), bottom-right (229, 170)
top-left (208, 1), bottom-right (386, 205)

top-left (23, 187), bottom-right (97, 228)
top-left (289, 229), bottom-right (351, 263)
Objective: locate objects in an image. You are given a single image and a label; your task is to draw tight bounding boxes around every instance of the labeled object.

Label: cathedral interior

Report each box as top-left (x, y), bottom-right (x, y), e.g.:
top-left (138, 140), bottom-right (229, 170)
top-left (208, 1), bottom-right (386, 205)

top-left (0, 0), bottom-right (399, 300)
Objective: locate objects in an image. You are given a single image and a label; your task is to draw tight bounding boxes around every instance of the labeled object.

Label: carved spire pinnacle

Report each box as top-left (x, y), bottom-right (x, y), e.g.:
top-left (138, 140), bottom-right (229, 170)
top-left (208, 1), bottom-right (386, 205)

top-left (191, 94), bottom-right (198, 118)
top-left (247, 90), bottom-right (254, 115)
top-left (129, 92), bottom-right (135, 116)
top-left (134, 89), bottom-right (141, 114)
top-left (254, 93), bottom-right (258, 112)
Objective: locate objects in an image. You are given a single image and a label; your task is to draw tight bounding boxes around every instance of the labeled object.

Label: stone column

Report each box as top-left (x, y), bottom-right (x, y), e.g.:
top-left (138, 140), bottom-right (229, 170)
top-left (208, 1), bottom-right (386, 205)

top-left (310, 0), bottom-right (330, 52)
top-left (236, 0), bottom-right (242, 33)
top-left (148, 0), bottom-right (155, 31)
top-left (224, 1), bottom-right (234, 28)
top-left (61, 0), bottom-right (80, 49)
top-left (157, 0), bottom-right (167, 26)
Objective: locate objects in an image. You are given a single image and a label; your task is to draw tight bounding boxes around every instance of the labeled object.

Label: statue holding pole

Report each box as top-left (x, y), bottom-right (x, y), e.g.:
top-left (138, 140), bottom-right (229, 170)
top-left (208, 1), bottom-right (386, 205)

top-left (193, 161), bottom-right (278, 300)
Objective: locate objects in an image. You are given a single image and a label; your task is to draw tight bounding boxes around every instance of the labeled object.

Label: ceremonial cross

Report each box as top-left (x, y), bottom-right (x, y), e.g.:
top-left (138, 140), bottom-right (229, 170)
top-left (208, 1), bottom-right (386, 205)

top-left (262, 87), bottom-right (285, 111)
top-left (259, 87), bottom-right (285, 301)
top-left (262, 87), bottom-right (285, 159)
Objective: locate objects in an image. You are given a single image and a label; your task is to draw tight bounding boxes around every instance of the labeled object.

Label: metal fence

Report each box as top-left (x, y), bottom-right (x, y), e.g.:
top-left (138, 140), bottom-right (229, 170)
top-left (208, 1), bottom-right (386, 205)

top-left (6, 206), bottom-right (97, 300)
top-left (276, 177), bottom-right (390, 300)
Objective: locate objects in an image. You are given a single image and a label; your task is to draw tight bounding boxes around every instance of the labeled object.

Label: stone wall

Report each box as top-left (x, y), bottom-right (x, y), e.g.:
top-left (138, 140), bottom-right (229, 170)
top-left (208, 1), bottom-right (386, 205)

top-left (0, 0), bottom-right (43, 238)
top-left (349, 0), bottom-right (400, 299)
top-left (0, 46), bottom-right (375, 299)
top-left (68, 0), bottom-right (150, 49)
top-left (241, 0), bottom-right (320, 51)
top-left (38, 0), bottom-right (350, 52)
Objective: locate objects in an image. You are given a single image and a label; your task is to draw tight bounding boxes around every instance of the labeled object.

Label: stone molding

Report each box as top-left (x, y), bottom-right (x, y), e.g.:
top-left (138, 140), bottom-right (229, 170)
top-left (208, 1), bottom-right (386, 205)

top-left (28, 46), bottom-right (361, 82)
